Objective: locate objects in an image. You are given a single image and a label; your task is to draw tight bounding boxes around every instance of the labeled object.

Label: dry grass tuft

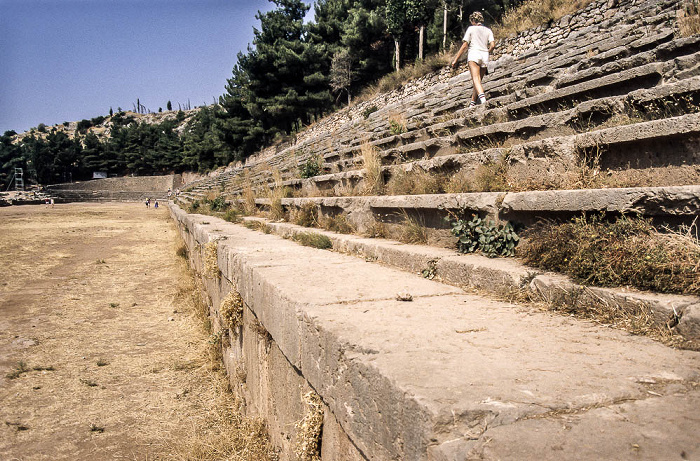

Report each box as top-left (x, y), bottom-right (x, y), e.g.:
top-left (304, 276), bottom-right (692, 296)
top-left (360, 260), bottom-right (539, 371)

top-left (243, 220), bottom-right (272, 234)
top-left (531, 284), bottom-right (699, 350)
top-left (388, 112), bottom-right (408, 135)
top-left (290, 202), bottom-right (319, 228)
top-left (678, 0), bottom-right (700, 37)
top-left (360, 142), bottom-right (384, 195)
top-left (396, 210), bottom-right (430, 245)
top-left (521, 215), bottom-right (700, 295)
top-left (291, 232), bottom-right (333, 250)
top-left (220, 290), bottom-right (244, 332)
top-left (385, 167), bottom-right (445, 195)
top-left (319, 212), bottom-right (356, 234)
top-left (204, 240), bottom-right (220, 279)
top-left (294, 391), bottom-right (324, 461)
top-left (242, 171), bottom-right (258, 216)
top-left (493, 0), bottom-right (595, 38)
top-left (473, 155), bottom-right (511, 192)
top-left (166, 376), bottom-right (279, 461)
top-left (266, 169), bottom-right (288, 221)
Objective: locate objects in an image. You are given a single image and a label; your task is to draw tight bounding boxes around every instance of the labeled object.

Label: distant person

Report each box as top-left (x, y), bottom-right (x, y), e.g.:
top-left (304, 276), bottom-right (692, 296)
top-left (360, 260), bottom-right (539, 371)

top-left (50, 197), bottom-right (54, 207)
top-left (154, 200), bottom-right (159, 209)
top-left (145, 198), bottom-right (150, 208)
top-left (451, 11), bottom-right (495, 108)
top-left (45, 198), bottom-right (50, 208)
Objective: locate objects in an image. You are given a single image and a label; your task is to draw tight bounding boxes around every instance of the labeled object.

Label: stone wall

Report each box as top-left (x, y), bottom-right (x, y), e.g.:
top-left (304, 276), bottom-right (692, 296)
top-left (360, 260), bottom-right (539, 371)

top-left (47, 174), bottom-right (181, 192)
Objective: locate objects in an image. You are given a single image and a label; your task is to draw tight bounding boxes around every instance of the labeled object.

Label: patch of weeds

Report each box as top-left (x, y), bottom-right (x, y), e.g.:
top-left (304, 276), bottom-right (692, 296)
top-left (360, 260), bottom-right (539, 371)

top-left (360, 142), bottom-right (384, 195)
top-left (244, 220), bottom-right (272, 234)
top-left (290, 202), bottom-right (319, 228)
top-left (364, 220), bottom-right (388, 238)
top-left (292, 232), bottom-right (333, 250)
top-left (187, 200), bottom-right (201, 213)
top-left (446, 211), bottom-right (519, 257)
top-left (422, 259), bottom-right (438, 279)
top-left (96, 359), bottom-right (109, 367)
top-left (474, 153), bottom-right (511, 192)
top-left (319, 212), bottom-right (355, 234)
top-left (362, 105), bottom-right (378, 119)
top-left (6, 361), bottom-right (30, 379)
top-left (445, 169), bottom-right (474, 193)
top-left (220, 290), bottom-right (244, 332)
top-left (295, 391), bottom-right (324, 461)
top-left (250, 316), bottom-right (272, 344)
top-left (520, 214), bottom-right (700, 295)
top-left (208, 195), bottom-right (228, 212)
top-left (574, 143), bottom-right (604, 189)
top-left (222, 208), bottom-right (240, 223)
top-left (109, 302), bottom-right (120, 308)
top-left (96, 259), bottom-right (106, 264)
top-left (242, 172), bottom-right (258, 216)
top-left (385, 167), bottom-right (445, 195)
top-left (207, 330), bottom-right (224, 367)
top-left (389, 119), bottom-right (407, 135)
top-left (493, 0), bottom-right (594, 38)
top-left (397, 210), bottom-right (429, 245)
top-left (266, 168), bottom-right (289, 221)
top-left (299, 156), bottom-right (323, 179)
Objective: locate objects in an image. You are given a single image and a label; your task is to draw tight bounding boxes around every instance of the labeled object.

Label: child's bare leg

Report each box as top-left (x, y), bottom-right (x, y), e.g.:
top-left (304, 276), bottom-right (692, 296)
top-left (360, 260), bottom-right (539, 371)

top-left (469, 61), bottom-right (484, 97)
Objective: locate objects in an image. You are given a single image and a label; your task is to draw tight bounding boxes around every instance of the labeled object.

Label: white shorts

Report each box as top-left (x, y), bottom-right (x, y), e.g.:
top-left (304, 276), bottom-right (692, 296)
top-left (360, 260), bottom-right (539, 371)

top-left (467, 49), bottom-right (489, 67)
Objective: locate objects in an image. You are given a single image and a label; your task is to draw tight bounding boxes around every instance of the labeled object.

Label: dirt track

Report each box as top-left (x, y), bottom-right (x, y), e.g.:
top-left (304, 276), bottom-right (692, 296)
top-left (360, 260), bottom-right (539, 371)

top-left (0, 203), bottom-right (239, 460)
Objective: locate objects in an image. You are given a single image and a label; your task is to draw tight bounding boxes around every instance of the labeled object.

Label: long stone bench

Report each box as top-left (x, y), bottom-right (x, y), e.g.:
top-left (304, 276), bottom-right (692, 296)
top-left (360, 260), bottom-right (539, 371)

top-left (171, 203), bottom-right (700, 460)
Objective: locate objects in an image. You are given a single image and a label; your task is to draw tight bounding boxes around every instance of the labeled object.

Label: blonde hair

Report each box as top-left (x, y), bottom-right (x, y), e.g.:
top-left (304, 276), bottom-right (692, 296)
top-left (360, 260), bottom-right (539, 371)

top-left (470, 12), bottom-right (484, 24)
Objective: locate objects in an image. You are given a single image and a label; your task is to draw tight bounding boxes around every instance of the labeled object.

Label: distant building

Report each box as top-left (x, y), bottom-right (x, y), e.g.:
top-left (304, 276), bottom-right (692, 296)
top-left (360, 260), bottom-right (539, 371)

top-left (92, 171), bottom-right (108, 179)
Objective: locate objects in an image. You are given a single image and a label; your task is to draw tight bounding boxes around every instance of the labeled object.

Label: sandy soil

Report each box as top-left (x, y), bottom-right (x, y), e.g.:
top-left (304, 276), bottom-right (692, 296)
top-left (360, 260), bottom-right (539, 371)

top-left (0, 203), bottom-right (237, 460)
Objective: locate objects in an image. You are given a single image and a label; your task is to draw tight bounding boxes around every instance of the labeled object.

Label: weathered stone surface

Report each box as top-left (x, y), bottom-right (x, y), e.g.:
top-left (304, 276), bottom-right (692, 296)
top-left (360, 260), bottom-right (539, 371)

top-left (500, 185), bottom-right (700, 216)
top-left (172, 205), bottom-right (700, 460)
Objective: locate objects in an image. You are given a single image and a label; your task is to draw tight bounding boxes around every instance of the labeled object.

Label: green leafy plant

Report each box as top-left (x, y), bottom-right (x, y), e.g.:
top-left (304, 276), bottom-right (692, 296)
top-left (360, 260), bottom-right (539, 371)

top-left (208, 195), bottom-right (228, 212)
top-left (362, 105), bottom-right (378, 119)
top-left (448, 213), bottom-right (519, 257)
top-left (299, 156), bottom-right (322, 179)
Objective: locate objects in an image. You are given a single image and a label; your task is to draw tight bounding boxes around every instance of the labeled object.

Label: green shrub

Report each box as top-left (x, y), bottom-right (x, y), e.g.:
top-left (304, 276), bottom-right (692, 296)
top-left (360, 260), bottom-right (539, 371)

top-left (299, 157), bottom-right (322, 179)
top-left (209, 195), bottom-right (228, 212)
top-left (448, 213), bottom-right (519, 257)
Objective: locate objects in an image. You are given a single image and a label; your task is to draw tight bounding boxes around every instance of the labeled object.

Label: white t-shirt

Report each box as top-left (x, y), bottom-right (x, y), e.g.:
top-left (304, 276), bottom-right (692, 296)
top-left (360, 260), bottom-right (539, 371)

top-left (463, 25), bottom-right (494, 53)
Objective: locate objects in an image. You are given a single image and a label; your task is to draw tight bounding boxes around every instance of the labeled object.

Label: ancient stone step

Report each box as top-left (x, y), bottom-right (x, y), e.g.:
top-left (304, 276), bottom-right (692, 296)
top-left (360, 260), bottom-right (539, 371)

top-left (172, 204), bottom-right (700, 461)
top-left (243, 216), bottom-right (700, 343)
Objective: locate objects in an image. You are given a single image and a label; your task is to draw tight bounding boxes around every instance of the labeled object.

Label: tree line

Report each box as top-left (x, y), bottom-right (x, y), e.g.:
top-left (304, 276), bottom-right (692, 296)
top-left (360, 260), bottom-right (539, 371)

top-left (2, 0), bottom-right (521, 187)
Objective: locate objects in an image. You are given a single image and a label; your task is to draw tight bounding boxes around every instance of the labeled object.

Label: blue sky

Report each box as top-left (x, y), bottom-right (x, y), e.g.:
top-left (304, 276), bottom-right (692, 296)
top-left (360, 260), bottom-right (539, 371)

top-left (0, 0), bottom-right (313, 134)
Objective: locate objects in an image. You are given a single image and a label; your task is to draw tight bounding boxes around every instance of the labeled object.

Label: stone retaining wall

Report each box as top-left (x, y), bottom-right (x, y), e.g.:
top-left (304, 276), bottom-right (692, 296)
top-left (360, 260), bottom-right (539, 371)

top-left (47, 174), bottom-right (182, 192)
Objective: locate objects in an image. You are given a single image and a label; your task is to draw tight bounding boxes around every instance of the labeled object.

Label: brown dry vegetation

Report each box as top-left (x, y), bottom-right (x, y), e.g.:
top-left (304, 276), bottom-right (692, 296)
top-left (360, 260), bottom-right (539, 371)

top-left (493, 0), bottom-right (595, 38)
top-left (0, 203), bottom-right (276, 460)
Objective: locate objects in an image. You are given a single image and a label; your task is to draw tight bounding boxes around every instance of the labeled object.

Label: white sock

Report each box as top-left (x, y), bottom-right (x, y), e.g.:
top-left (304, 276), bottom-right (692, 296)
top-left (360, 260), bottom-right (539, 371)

top-left (478, 93), bottom-right (486, 104)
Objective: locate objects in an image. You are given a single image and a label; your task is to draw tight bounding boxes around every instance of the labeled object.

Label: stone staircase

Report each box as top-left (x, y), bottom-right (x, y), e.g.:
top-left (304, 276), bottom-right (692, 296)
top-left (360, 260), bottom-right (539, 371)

top-left (172, 0), bottom-right (700, 459)
top-left (179, 0), bottom-right (699, 231)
